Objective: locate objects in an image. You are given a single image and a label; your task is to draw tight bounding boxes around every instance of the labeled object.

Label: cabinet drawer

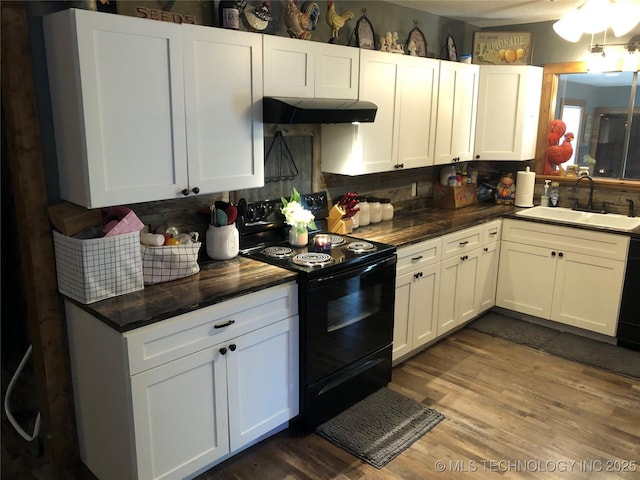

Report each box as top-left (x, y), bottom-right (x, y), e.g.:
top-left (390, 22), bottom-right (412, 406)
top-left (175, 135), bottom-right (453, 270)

top-left (125, 283), bottom-right (298, 375)
top-left (502, 219), bottom-right (629, 261)
top-left (441, 226), bottom-right (483, 259)
top-left (397, 237), bottom-right (442, 275)
top-left (483, 220), bottom-right (502, 245)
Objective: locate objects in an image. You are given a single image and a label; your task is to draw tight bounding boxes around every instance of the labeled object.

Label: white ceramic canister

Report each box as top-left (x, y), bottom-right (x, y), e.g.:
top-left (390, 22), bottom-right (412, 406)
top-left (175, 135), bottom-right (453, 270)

top-left (357, 196), bottom-right (370, 227)
top-left (380, 198), bottom-right (394, 221)
top-left (206, 224), bottom-right (239, 260)
top-left (368, 197), bottom-right (382, 223)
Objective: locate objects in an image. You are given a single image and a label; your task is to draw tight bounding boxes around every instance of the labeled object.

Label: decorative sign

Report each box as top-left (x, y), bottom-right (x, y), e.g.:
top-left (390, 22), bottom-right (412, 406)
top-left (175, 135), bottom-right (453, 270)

top-left (472, 31), bottom-right (533, 65)
top-left (117, 1), bottom-right (213, 26)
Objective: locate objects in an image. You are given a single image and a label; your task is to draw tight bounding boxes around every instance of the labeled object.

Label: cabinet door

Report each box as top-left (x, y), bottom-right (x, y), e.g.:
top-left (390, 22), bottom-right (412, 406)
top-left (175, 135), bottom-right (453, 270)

top-left (356, 50), bottom-right (399, 173)
top-left (477, 242), bottom-right (500, 313)
top-left (183, 26), bottom-right (264, 194)
top-left (314, 43), bottom-right (359, 99)
top-left (44, 9), bottom-right (188, 208)
top-left (437, 256), bottom-right (459, 336)
top-left (396, 56), bottom-right (440, 169)
top-left (411, 263), bottom-right (440, 349)
top-left (551, 252), bottom-right (625, 336)
top-left (131, 346), bottom-right (229, 480)
top-left (496, 241), bottom-right (556, 318)
top-left (474, 66), bottom-right (542, 161)
top-left (393, 271), bottom-right (413, 361)
top-left (263, 35), bottom-right (314, 98)
top-left (226, 317), bottom-right (299, 452)
top-left (434, 62), bottom-right (479, 165)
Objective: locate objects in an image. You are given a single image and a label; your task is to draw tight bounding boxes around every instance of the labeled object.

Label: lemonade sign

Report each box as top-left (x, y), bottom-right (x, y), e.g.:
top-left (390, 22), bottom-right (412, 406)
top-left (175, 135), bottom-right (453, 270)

top-left (472, 31), bottom-right (533, 65)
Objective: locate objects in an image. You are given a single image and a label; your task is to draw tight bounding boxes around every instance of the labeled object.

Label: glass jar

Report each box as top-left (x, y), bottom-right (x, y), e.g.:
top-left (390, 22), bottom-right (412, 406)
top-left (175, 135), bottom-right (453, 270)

top-left (357, 196), bottom-right (370, 227)
top-left (368, 197), bottom-right (382, 224)
top-left (380, 198), bottom-right (394, 221)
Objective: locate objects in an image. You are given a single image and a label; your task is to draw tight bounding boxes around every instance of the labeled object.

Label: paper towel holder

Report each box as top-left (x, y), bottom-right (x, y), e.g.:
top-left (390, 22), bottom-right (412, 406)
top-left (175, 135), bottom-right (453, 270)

top-left (515, 166), bottom-right (536, 208)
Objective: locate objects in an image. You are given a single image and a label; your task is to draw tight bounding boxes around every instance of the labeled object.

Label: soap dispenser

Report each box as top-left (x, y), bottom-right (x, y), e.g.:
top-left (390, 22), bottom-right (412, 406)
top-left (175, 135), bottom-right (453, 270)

top-left (541, 180), bottom-right (551, 207)
top-left (549, 181), bottom-right (560, 207)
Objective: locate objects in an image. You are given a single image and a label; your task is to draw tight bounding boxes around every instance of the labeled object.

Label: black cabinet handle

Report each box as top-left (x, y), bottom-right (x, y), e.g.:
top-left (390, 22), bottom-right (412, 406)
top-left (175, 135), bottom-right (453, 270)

top-left (460, 255), bottom-right (468, 261)
top-left (558, 252), bottom-right (564, 258)
top-left (551, 251), bottom-right (556, 257)
top-left (214, 320), bottom-right (235, 329)
top-left (413, 272), bottom-right (423, 279)
top-left (219, 347), bottom-right (227, 355)
top-left (484, 247), bottom-right (488, 252)
top-left (411, 255), bottom-right (423, 262)
top-left (229, 344), bottom-right (237, 352)
top-left (181, 187), bottom-right (200, 196)
top-left (475, 154), bottom-right (480, 159)
top-left (459, 240), bottom-right (469, 246)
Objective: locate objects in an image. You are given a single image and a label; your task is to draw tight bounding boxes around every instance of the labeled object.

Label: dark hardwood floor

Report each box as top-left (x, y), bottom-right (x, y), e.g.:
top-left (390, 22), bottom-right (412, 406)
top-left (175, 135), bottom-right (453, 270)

top-left (4, 328), bottom-right (639, 479)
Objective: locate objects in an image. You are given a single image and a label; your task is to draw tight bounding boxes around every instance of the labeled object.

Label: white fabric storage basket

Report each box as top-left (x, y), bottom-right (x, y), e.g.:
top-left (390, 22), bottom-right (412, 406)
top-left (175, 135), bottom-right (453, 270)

top-left (140, 242), bottom-right (201, 285)
top-left (53, 230), bottom-right (144, 304)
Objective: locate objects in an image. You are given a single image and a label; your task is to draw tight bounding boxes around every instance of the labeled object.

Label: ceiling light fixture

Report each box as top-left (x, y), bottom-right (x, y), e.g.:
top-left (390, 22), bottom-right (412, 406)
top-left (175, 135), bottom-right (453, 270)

top-left (553, 0), bottom-right (640, 43)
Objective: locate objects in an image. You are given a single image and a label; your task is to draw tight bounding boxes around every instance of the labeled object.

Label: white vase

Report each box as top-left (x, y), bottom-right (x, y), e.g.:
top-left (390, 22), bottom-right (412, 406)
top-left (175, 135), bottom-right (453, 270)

top-left (289, 229), bottom-right (308, 247)
top-left (206, 224), bottom-right (239, 260)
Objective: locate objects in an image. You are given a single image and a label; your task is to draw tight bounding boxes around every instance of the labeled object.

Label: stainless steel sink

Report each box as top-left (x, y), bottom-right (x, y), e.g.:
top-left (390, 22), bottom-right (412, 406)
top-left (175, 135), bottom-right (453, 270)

top-left (515, 206), bottom-right (640, 232)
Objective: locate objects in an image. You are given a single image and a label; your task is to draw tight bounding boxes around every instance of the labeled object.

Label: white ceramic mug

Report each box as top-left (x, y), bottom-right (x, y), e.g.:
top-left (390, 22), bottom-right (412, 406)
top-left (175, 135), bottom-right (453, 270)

top-left (206, 224), bottom-right (239, 260)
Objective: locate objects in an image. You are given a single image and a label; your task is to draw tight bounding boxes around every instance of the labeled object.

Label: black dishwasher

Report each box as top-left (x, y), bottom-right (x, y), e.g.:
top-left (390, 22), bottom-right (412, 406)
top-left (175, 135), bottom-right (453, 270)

top-left (617, 238), bottom-right (640, 351)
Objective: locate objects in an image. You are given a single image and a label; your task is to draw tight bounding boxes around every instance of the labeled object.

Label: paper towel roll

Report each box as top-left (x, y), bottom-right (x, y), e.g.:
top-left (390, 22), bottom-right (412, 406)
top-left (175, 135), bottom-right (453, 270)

top-left (515, 167), bottom-right (536, 207)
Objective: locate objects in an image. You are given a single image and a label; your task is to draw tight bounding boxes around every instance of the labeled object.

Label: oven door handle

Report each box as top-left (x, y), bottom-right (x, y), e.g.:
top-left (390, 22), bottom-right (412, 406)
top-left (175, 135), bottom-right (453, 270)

top-left (310, 255), bottom-right (397, 285)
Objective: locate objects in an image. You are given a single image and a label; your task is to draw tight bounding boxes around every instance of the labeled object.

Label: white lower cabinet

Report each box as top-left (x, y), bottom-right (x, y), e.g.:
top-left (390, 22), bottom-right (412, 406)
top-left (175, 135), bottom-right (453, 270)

top-left (65, 283), bottom-right (298, 480)
top-left (437, 226), bottom-right (483, 336)
top-left (393, 238), bottom-right (442, 361)
top-left (393, 222), bottom-right (502, 361)
top-left (496, 220), bottom-right (629, 336)
top-left (476, 220), bottom-right (502, 313)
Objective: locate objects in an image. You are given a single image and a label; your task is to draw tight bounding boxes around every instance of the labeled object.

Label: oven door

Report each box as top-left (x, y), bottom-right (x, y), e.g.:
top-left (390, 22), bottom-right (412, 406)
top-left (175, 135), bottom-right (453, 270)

top-left (303, 255), bottom-right (396, 384)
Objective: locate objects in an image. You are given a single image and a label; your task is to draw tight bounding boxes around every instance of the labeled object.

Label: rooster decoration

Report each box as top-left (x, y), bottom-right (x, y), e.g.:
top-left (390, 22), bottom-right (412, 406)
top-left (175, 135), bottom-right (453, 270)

top-left (284, 0), bottom-right (320, 40)
top-left (544, 120), bottom-right (575, 175)
top-left (326, 1), bottom-right (354, 43)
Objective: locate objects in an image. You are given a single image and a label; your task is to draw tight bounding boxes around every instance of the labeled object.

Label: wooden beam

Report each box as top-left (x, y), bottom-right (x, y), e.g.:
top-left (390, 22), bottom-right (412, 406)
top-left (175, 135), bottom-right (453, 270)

top-left (1, 0), bottom-right (78, 470)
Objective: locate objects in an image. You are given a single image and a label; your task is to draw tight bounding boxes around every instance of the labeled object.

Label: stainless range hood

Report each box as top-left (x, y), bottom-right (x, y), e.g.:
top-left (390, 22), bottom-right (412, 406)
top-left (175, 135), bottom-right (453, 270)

top-left (262, 97), bottom-right (377, 124)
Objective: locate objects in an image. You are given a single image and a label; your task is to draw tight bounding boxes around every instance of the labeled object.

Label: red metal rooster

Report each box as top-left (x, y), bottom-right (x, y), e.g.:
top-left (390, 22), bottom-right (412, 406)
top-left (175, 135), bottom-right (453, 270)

top-left (544, 120), bottom-right (574, 175)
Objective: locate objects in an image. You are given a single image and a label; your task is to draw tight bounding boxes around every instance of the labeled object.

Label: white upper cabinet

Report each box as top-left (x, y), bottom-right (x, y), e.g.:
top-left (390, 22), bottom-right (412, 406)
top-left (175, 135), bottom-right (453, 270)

top-left (321, 50), bottom-right (439, 174)
top-left (44, 9), bottom-right (263, 208)
top-left (474, 65), bottom-right (543, 161)
top-left (434, 61), bottom-right (479, 165)
top-left (263, 35), bottom-right (359, 99)
top-left (182, 25), bottom-right (264, 195)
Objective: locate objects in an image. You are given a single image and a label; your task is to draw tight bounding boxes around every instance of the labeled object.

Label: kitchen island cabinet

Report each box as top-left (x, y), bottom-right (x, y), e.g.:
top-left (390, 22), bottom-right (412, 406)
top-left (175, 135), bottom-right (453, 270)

top-left (321, 51), bottom-right (440, 174)
top-left (65, 283), bottom-right (298, 480)
top-left (496, 219), bottom-right (629, 336)
top-left (44, 9), bottom-right (263, 208)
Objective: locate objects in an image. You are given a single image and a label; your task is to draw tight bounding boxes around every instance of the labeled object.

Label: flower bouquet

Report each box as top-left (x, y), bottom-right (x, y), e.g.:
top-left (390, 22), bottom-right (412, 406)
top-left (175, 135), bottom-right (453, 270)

top-left (281, 188), bottom-right (316, 246)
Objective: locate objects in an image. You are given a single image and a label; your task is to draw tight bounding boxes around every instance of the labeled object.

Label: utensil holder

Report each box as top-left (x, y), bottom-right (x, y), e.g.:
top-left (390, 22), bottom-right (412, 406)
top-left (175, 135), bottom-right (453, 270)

top-left (206, 224), bottom-right (239, 260)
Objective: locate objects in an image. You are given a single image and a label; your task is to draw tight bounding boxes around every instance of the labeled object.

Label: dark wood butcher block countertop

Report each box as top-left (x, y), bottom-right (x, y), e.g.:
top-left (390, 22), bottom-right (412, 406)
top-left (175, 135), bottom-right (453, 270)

top-left (69, 202), bottom-right (640, 332)
top-left (353, 203), bottom-right (515, 246)
top-left (65, 203), bottom-right (522, 333)
top-left (68, 257), bottom-right (297, 332)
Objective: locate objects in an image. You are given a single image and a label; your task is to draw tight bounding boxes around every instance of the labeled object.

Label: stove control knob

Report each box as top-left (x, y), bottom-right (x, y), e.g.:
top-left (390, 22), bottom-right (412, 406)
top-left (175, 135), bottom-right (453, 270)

top-left (257, 203), bottom-right (267, 219)
top-left (246, 206), bottom-right (255, 221)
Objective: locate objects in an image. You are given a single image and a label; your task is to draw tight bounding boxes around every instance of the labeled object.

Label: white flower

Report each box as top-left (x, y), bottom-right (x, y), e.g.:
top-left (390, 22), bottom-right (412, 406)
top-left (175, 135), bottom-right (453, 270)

top-left (281, 201), bottom-right (315, 234)
top-left (280, 188), bottom-right (317, 234)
